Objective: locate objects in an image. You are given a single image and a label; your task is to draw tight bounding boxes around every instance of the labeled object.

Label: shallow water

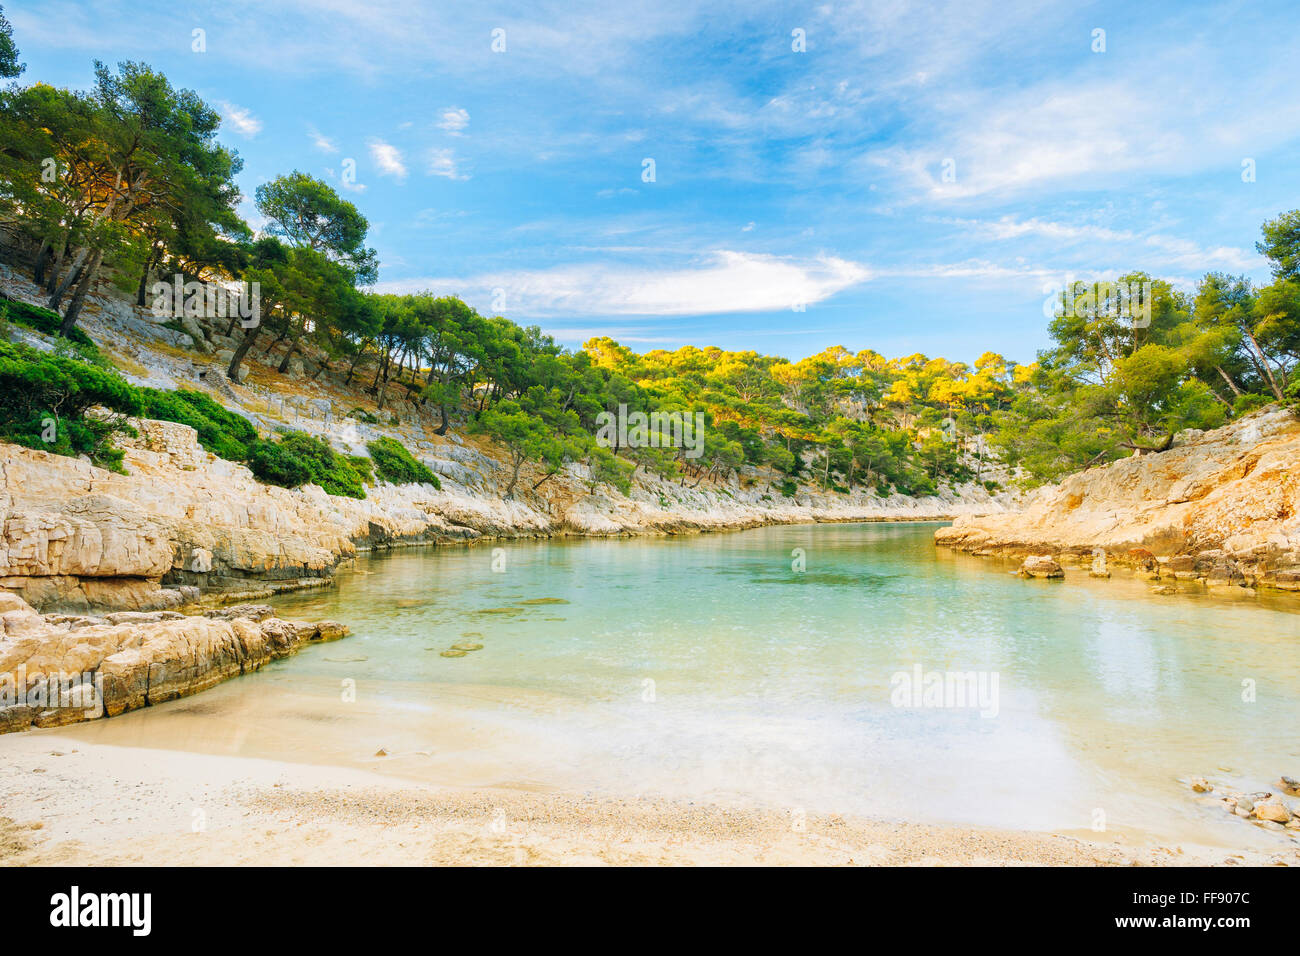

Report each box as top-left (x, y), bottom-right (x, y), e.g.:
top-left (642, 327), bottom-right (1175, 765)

top-left (61, 522), bottom-right (1300, 849)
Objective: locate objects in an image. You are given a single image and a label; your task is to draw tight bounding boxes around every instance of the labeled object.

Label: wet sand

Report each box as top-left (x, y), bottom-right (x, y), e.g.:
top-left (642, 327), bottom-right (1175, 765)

top-left (1, 731), bottom-right (1290, 867)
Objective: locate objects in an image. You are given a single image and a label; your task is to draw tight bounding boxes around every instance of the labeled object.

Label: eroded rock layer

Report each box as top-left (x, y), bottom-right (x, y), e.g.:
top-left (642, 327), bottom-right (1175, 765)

top-left (0, 591), bottom-right (348, 733)
top-left (936, 407), bottom-right (1300, 593)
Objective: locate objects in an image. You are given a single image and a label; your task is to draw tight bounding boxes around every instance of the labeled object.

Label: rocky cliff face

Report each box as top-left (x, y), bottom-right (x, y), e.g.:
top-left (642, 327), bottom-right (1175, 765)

top-left (0, 259), bottom-right (1019, 612)
top-left (0, 591), bottom-right (347, 733)
top-left (935, 406), bottom-right (1300, 594)
top-left (0, 414), bottom-right (1013, 612)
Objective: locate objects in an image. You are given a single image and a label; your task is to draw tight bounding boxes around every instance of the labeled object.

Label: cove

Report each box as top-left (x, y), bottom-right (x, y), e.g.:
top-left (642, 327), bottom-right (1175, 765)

top-left (56, 521), bottom-right (1300, 852)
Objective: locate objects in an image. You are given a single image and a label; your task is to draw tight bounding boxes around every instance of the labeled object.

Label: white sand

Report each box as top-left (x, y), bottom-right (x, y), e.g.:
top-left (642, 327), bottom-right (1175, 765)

top-left (1, 730), bottom-right (1290, 866)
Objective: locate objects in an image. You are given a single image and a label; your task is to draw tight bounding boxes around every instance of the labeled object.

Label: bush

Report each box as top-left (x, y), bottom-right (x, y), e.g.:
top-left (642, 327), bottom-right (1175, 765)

top-left (346, 454), bottom-right (374, 485)
top-left (247, 438), bottom-right (311, 488)
top-left (0, 296), bottom-right (97, 350)
top-left (0, 340), bottom-right (141, 471)
top-left (1284, 378), bottom-right (1300, 414)
top-left (365, 436), bottom-right (440, 487)
top-left (249, 430), bottom-right (367, 498)
top-left (777, 478), bottom-right (798, 497)
top-left (139, 388), bottom-right (259, 460)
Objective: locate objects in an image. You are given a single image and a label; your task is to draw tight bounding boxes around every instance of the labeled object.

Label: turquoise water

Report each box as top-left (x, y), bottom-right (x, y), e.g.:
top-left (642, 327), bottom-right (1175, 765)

top-left (67, 522), bottom-right (1300, 848)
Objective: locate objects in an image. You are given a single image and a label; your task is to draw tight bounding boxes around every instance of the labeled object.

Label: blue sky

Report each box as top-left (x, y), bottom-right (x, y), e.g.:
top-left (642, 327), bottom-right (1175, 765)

top-left (9, 0), bottom-right (1300, 364)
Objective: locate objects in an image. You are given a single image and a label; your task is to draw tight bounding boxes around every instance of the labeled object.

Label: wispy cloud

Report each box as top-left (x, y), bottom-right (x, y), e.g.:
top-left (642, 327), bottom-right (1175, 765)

top-left (378, 251), bottom-right (870, 317)
top-left (427, 147), bottom-right (469, 180)
top-left (437, 107), bottom-right (470, 134)
top-left (308, 126), bottom-right (338, 153)
top-left (218, 101), bottom-right (262, 138)
top-left (368, 139), bottom-right (408, 181)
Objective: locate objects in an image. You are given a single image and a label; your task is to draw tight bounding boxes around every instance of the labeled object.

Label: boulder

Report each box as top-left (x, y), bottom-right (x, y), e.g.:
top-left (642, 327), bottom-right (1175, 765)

top-left (1254, 802), bottom-right (1292, 824)
top-left (1018, 555), bottom-right (1064, 579)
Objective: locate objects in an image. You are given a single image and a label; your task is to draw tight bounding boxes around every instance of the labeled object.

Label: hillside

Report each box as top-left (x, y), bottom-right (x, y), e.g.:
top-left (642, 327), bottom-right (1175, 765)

top-left (0, 263), bottom-right (1013, 612)
top-left (936, 406), bottom-right (1300, 594)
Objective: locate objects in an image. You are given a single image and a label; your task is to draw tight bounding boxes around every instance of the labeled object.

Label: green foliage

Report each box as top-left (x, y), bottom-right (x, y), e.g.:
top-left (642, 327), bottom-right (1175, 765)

top-left (0, 4), bottom-right (23, 78)
top-left (258, 431), bottom-right (367, 498)
top-left (366, 436), bottom-right (440, 487)
top-left (139, 388), bottom-right (258, 460)
top-left (247, 438), bottom-right (311, 489)
top-left (346, 454), bottom-right (374, 485)
top-left (1285, 377), bottom-right (1300, 413)
top-left (0, 340), bottom-right (140, 470)
top-left (0, 296), bottom-right (96, 350)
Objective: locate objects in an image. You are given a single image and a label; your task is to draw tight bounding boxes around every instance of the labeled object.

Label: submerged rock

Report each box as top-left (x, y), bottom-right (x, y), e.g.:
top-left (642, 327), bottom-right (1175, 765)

top-left (0, 590), bottom-right (349, 733)
top-left (1089, 548), bottom-right (1111, 578)
top-left (439, 648), bottom-right (467, 658)
top-left (1255, 802), bottom-right (1293, 824)
top-left (1017, 555), bottom-right (1064, 579)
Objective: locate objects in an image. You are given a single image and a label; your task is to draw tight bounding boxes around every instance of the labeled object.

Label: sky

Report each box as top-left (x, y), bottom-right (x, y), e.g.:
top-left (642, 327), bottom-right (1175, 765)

top-left (7, 0), bottom-right (1300, 365)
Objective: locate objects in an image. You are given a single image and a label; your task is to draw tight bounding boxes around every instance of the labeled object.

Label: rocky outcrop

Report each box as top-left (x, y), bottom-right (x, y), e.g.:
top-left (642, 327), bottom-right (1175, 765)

top-left (0, 407), bottom-right (1016, 611)
top-left (0, 591), bottom-right (348, 733)
top-left (936, 406), bottom-right (1300, 594)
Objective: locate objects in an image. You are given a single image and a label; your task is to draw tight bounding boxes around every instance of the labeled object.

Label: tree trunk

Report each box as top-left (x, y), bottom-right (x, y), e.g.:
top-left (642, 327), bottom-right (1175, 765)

top-left (58, 247), bottom-right (104, 336)
top-left (227, 326), bottom-right (259, 381)
top-left (45, 240), bottom-right (69, 296)
top-left (504, 455), bottom-right (523, 497)
top-left (135, 246), bottom-right (159, 308)
top-left (277, 334), bottom-right (299, 374)
top-left (49, 246), bottom-right (91, 312)
top-left (1244, 330), bottom-right (1283, 400)
top-left (33, 239), bottom-right (52, 286)
top-left (1215, 365), bottom-right (1244, 397)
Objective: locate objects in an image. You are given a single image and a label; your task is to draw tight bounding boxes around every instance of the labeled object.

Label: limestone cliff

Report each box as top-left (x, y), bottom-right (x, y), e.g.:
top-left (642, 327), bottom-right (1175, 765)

top-left (935, 406), bottom-right (1300, 594)
top-left (0, 415), bottom-right (1012, 612)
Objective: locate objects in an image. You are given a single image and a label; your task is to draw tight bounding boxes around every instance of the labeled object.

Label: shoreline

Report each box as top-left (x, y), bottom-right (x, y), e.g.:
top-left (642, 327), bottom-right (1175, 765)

top-left (0, 732), bottom-right (1275, 867)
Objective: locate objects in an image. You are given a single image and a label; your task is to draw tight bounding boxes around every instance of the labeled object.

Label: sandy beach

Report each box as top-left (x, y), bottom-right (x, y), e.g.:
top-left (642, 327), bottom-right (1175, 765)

top-left (1, 730), bottom-right (1290, 867)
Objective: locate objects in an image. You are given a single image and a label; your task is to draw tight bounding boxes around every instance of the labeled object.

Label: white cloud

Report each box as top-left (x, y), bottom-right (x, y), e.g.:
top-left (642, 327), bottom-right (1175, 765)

top-left (368, 139), bottom-right (408, 181)
top-left (427, 148), bottom-right (469, 180)
top-left (309, 127), bottom-right (338, 153)
top-left (947, 216), bottom-right (1135, 243)
top-left (945, 215), bottom-right (1263, 273)
top-left (377, 250), bottom-right (870, 316)
top-left (218, 101), bottom-right (262, 138)
top-left (437, 107), bottom-right (470, 133)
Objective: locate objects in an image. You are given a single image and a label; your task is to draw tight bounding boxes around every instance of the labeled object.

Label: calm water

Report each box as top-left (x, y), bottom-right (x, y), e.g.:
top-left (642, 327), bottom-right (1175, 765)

top-left (64, 522), bottom-right (1300, 848)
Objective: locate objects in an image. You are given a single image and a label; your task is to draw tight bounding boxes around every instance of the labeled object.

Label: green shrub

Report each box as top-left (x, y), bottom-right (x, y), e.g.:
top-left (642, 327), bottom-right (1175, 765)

top-left (365, 436), bottom-right (440, 487)
top-left (248, 438), bottom-right (311, 488)
top-left (249, 430), bottom-right (367, 498)
top-left (0, 341), bottom-right (142, 471)
top-left (346, 454), bottom-right (374, 485)
top-left (347, 406), bottom-right (380, 424)
top-left (139, 388), bottom-right (259, 460)
top-left (0, 296), bottom-right (97, 350)
top-left (777, 478), bottom-right (798, 497)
